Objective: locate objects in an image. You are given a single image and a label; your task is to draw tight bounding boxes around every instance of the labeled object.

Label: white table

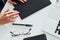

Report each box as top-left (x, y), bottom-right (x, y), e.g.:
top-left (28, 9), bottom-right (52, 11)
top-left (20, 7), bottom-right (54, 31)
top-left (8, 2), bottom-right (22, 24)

top-left (0, 0), bottom-right (60, 40)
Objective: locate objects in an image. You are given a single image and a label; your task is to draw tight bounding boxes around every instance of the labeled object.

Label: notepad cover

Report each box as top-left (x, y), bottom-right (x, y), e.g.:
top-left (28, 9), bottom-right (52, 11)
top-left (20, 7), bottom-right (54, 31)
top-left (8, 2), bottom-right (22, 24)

top-left (13, 0), bottom-right (51, 19)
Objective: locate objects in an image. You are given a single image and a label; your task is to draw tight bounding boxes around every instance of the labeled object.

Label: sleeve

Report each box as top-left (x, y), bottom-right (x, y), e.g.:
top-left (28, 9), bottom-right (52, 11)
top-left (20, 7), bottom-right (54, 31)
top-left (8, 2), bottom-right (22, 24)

top-left (2, 0), bottom-right (7, 4)
top-left (0, 0), bottom-right (4, 12)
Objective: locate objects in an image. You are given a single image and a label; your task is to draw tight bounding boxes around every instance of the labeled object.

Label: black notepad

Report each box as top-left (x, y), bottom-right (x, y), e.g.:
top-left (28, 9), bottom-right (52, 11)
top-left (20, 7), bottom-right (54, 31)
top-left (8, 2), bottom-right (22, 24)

top-left (13, 0), bottom-right (51, 19)
top-left (23, 34), bottom-right (47, 40)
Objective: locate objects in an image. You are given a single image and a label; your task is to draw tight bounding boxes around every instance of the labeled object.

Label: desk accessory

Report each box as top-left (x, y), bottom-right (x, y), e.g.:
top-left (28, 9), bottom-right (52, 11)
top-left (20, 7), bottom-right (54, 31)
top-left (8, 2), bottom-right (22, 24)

top-left (23, 34), bottom-right (47, 40)
top-left (12, 23), bottom-right (33, 27)
top-left (10, 28), bottom-right (32, 37)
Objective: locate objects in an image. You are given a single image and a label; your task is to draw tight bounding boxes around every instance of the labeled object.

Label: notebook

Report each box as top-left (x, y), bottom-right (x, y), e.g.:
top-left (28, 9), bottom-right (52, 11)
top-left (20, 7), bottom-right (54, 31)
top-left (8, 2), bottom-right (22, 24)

top-left (13, 0), bottom-right (51, 19)
top-left (23, 34), bottom-right (47, 40)
top-left (42, 16), bottom-right (60, 38)
top-left (42, 5), bottom-right (60, 38)
top-left (48, 5), bottom-right (60, 21)
top-left (48, 5), bottom-right (60, 37)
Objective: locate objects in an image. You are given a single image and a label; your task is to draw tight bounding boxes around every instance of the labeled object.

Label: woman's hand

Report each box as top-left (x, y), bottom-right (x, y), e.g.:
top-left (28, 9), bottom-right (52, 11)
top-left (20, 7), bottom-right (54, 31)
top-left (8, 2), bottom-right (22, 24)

top-left (7, 0), bottom-right (27, 4)
top-left (0, 10), bottom-right (19, 25)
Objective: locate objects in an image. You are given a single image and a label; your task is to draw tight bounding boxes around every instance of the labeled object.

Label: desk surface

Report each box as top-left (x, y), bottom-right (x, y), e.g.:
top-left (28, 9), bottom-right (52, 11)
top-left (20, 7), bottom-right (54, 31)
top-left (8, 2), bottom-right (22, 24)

top-left (0, 0), bottom-right (60, 40)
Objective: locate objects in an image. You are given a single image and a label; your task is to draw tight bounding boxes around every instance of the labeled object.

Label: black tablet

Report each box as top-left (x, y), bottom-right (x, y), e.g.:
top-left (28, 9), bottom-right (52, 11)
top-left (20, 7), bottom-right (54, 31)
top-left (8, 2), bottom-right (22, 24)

top-left (13, 0), bottom-right (51, 19)
top-left (23, 34), bottom-right (47, 40)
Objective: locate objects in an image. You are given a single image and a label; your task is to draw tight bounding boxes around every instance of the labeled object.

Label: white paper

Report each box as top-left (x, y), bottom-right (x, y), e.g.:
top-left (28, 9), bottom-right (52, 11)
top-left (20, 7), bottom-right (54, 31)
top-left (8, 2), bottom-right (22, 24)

top-left (42, 16), bottom-right (60, 38)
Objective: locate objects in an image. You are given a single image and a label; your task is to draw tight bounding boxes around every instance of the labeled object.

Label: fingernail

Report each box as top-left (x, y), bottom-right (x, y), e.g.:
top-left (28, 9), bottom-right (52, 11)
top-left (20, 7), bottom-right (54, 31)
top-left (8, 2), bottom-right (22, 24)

top-left (13, 15), bottom-right (18, 17)
top-left (6, 15), bottom-right (10, 17)
top-left (24, 0), bottom-right (27, 2)
top-left (16, 11), bottom-right (19, 13)
top-left (14, 3), bottom-right (17, 4)
top-left (15, 10), bottom-right (19, 13)
top-left (21, 1), bottom-right (24, 3)
top-left (22, 1), bottom-right (24, 3)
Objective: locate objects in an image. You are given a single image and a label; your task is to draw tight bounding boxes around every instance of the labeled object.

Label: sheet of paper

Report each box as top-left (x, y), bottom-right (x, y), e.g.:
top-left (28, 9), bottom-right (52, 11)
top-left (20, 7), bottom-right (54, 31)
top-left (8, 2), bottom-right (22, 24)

top-left (42, 16), bottom-right (60, 38)
top-left (48, 5), bottom-right (60, 21)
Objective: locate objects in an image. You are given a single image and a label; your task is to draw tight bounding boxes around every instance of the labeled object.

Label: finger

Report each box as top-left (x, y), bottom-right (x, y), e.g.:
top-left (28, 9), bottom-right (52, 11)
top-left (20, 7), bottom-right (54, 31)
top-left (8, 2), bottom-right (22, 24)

top-left (6, 11), bottom-right (19, 17)
top-left (9, 15), bottom-right (18, 19)
top-left (2, 11), bottom-right (18, 20)
top-left (3, 11), bottom-right (14, 17)
top-left (5, 11), bottom-right (14, 15)
top-left (19, 0), bottom-right (25, 3)
top-left (8, 0), bottom-right (17, 4)
top-left (6, 19), bottom-right (16, 24)
top-left (8, 19), bottom-right (15, 22)
top-left (0, 9), bottom-right (9, 17)
top-left (14, 10), bottom-right (20, 14)
top-left (0, 11), bottom-right (13, 20)
top-left (6, 17), bottom-right (15, 22)
top-left (0, 13), bottom-right (7, 20)
top-left (24, 0), bottom-right (27, 2)
top-left (4, 19), bottom-right (15, 24)
top-left (5, 13), bottom-right (19, 20)
top-left (4, 10), bottom-right (19, 16)
top-left (4, 9), bottom-right (9, 12)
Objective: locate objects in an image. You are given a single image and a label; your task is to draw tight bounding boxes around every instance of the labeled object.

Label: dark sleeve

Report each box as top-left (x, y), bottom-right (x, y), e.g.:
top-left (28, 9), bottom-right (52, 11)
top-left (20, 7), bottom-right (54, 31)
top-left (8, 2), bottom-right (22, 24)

top-left (0, 0), bottom-right (7, 12)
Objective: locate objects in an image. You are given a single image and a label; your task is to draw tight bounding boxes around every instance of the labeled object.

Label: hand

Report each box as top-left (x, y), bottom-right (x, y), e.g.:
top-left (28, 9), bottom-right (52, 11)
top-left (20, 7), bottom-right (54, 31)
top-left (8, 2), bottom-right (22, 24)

top-left (8, 0), bottom-right (27, 4)
top-left (0, 10), bottom-right (19, 25)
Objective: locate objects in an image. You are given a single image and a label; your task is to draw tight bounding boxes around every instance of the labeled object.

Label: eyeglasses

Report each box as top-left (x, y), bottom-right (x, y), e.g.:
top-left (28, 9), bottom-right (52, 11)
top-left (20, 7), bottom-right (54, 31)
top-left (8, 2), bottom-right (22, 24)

top-left (10, 28), bottom-right (32, 37)
top-left (10, 23), bottom-right (33, 37)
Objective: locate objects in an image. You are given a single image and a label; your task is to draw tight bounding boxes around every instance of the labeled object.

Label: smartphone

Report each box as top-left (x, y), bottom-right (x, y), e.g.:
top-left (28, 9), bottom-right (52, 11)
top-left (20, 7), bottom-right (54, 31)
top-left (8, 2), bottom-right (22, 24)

top-left (23, 34), bottom-right (47, 40)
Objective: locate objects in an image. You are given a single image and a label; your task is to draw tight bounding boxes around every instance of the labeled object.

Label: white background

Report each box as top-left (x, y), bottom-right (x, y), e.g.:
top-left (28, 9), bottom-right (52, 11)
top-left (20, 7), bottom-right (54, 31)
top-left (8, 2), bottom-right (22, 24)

top-left (0, 0), bottom-right (60, 40)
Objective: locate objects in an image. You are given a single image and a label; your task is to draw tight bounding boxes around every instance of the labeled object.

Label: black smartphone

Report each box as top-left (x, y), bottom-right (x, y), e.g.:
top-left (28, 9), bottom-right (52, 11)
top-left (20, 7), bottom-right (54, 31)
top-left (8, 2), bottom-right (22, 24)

top-left (23, 34), bottom-right (47, 40)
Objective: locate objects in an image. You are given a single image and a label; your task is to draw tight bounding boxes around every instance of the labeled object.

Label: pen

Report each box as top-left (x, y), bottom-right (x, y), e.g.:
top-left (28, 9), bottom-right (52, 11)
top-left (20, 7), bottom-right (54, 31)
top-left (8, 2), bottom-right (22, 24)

top-left (12, 23), bottom-right (33, 27)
